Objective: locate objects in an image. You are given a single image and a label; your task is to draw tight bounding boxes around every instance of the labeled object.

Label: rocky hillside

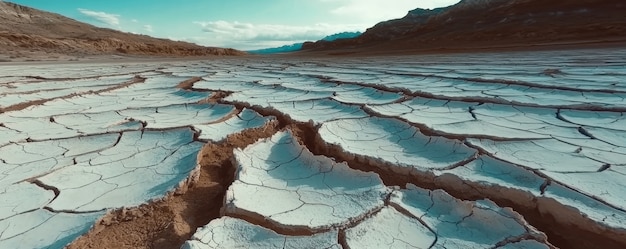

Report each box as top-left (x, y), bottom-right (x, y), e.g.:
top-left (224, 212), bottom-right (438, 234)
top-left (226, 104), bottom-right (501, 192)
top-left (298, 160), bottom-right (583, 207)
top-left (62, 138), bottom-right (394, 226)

top-left (302, 0), bottom-right (626, 53)
top-left (0, 1), bottom-right (245, 58)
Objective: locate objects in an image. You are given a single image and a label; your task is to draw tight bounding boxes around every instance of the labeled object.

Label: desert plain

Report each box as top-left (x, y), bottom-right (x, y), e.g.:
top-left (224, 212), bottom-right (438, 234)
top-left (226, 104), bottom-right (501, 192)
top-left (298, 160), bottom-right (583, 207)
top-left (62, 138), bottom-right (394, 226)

top-left (1, 47), bottom-right (626, 249)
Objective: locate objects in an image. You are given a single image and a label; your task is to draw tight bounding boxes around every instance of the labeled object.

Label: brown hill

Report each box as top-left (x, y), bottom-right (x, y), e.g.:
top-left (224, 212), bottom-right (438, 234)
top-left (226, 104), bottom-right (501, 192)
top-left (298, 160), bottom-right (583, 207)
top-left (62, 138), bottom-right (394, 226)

top-left (0, 1), bottom-right (245, 59)
top-left (302, 0), bottom-right (626, 54)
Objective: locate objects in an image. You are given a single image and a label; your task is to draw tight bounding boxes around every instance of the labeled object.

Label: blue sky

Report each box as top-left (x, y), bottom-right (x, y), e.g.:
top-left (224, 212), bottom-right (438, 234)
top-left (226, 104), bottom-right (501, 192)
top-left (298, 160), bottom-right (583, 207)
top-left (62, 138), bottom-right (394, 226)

top-left (7, 0), bottom-right (460, 50)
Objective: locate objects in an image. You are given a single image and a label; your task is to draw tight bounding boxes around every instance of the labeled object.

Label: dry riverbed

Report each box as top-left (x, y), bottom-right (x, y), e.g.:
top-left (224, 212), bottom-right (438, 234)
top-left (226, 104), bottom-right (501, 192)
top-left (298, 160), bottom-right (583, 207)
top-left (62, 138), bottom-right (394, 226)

top-left (1, 48), bottom-right (625, 249)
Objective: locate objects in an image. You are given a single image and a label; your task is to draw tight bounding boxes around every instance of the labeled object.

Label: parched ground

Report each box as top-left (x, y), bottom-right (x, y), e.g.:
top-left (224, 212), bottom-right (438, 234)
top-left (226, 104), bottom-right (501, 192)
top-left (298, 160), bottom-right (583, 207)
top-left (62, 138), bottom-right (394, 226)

top-left (1, 48), bottom-right (626, 249)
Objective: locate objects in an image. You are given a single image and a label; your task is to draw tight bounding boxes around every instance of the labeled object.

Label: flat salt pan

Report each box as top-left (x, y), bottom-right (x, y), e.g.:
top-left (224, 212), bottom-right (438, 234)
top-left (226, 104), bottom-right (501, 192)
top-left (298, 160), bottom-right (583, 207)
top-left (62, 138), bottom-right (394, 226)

top-left (559, 110), bottom-right (626, 132)
top-left (182, 217), bottom-right (340, 249)
top-left (224, 85), bottom-right (333, 106)
top-left (225, 130), bottom-right (389, 231)
top-left (391, 184), bottom-right (547, 248)
top-left (1, 116), bottom-right (80, 141)
top-left (345, 206), bottom-right (436, 249)
top-left (331, 85), bottom-right (403, 105)
top-left (195, 108), bottom-right (275, 142)
top-left (6, 85), bottom-right (210, 118)
top-left (319, 117), bottom-right (477, 170)
top-left (441, 155), bottom-right (546, 195)
top-left (583, 126), bottom-right (626, 148)
top-left (369, 100), bottom-right (583, 140)
top-left (542, 170), bottom-right (626, 211)
top-left (0, 133), bottom-right (120, 189)
top-left (269, 99), bottom-right (368, 124)
top-left (543, 183), bottom-right (626, 230)
top-left (467, 138), bottom-right (605, 172)
top-left (38, 129), bottom-right (202, 212)
top-left (194, 80), bottom-right (260, 92)
top-left (0, 183), bottom-right (55, 220)
top-left (0, 127), bottom-right (25, 147)
top-left (367, 97), bottom-right (476, 127)
top-left (0, 209), bottom-right (103, 249)
top-left (117, 103), bottom-right (236, 129)
top-left (52, 112), bottom-right (144, 135)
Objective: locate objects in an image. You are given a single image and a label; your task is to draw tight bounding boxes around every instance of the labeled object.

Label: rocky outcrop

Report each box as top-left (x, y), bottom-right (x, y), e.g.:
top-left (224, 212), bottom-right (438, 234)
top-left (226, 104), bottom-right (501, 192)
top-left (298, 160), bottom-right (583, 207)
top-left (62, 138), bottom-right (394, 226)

top-left (0, 2), bottom-right (245, 57)
top-left (301, 0), bottom-right (626, 53)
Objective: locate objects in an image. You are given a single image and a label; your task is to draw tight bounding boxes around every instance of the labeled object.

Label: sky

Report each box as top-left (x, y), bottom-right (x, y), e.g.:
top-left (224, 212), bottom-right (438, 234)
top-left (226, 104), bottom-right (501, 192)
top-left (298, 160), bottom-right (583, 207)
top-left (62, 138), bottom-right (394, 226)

top-left (7, 0), bottom-right (460, 50)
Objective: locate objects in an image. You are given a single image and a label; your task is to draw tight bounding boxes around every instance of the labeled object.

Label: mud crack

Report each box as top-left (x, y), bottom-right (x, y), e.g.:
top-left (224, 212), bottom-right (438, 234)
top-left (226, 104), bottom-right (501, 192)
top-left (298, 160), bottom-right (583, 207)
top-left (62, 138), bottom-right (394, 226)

top-left (66, 122), bottom-right (280, 249)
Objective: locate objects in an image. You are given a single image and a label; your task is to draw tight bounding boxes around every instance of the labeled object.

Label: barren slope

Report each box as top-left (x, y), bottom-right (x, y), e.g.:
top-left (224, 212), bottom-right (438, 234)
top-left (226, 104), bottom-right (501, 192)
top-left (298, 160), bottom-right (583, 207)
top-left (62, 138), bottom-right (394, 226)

top-left (0, 2), bottom-right (245, 59)
top-left (302, 0), bottom-right (626, 54)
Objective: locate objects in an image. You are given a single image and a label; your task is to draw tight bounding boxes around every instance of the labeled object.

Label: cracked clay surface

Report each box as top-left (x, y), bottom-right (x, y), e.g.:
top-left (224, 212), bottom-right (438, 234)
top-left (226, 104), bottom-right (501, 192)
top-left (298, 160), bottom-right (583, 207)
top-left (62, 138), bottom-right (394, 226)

top-left (1, 48), bottom-right (626, 249)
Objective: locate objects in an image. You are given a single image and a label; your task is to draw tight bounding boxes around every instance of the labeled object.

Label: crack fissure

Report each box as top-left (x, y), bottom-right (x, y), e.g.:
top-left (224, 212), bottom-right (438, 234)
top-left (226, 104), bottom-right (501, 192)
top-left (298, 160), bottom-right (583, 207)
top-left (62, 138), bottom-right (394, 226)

top-left (66, 115), bottom-right (281, 249)
top-left (314, 76), bottom-right (626, 112)
top-left (28, 179), bottom-right (60, 203)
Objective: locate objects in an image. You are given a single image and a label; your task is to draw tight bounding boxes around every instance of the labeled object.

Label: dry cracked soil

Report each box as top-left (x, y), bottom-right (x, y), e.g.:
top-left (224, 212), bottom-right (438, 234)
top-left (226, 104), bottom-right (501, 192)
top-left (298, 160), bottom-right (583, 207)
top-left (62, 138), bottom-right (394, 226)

top-left (1, 48), bottom-right (626, 249)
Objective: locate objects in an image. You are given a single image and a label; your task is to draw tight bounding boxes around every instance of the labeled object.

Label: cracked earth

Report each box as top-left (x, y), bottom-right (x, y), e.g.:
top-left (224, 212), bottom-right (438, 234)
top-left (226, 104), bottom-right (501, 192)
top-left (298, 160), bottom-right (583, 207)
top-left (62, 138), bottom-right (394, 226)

top-left (1, 48), bottom-right (625, 249)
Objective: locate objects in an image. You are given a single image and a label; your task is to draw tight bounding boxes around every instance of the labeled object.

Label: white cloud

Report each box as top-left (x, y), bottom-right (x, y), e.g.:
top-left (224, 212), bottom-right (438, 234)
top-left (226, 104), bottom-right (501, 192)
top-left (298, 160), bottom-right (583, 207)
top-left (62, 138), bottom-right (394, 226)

top-left (193, 20), bottom-right (364, 50)
top-left (190, 0), bottom-right (460, 50)
top-left (70, 1), bottom-right (462, 50)
top-left (76, 8), bottom-right (156, 36)
top-left (77, 8), bottom-right (120, 27)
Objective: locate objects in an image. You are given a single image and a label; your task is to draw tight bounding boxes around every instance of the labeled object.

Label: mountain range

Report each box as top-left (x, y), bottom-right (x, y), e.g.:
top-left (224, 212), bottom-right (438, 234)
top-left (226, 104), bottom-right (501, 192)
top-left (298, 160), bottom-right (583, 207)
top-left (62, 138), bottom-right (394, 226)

top-left (248, 32), bottom-right (361, 54)
top-left (301, 0), bottom-right (626, 54)
top-left (2, 0), bottom-right (624, 59)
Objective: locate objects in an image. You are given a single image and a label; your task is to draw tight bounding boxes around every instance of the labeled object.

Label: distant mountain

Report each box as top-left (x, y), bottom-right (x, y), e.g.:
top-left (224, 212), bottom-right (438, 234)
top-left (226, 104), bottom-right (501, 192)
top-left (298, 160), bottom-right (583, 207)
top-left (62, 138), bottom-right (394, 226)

top-left (247, 43), bottom-right (303, 55)
top-left (301, 0), bottom-right (626, 53)
top-left (249, 31), bottom-right (361, 54)
top-left (0, 1), bottom-right (245, 58)
top-left (321, 31), bottom-right (362, 41)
